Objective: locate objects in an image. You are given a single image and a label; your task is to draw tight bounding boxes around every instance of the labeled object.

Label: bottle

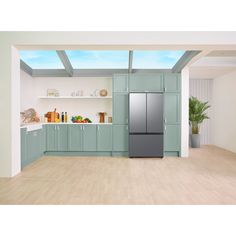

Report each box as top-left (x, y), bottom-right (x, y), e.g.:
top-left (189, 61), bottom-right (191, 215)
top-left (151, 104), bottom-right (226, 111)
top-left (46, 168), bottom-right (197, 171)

top-left (61, 112), bottom-right (64, 123)
top-left (64, 112), bottom-right (68, 123)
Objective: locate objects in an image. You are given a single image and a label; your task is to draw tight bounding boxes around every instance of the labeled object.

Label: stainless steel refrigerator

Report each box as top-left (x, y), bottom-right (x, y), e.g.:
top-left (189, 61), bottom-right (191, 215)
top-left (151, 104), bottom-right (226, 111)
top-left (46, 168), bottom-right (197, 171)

top-left (129, 93), bottom-right (164, 157)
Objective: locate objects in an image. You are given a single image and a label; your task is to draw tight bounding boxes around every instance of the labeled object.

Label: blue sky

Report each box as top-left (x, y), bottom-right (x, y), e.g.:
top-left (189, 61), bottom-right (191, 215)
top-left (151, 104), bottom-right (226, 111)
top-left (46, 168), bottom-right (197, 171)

top-left (20, 50), bottom-right (184, 69)
top-left (20, 51), bottom-right (64, 69)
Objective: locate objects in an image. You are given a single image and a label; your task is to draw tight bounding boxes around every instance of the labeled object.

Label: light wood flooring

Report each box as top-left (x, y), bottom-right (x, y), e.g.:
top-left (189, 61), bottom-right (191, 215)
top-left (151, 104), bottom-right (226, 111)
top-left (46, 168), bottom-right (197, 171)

top-left (1, 145), bottom-right (236, 204)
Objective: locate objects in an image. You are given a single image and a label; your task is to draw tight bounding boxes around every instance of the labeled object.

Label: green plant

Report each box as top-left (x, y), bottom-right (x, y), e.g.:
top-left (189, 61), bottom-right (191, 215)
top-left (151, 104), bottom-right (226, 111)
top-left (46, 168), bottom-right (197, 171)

top-left (189, 96), bottom-right (210, 134)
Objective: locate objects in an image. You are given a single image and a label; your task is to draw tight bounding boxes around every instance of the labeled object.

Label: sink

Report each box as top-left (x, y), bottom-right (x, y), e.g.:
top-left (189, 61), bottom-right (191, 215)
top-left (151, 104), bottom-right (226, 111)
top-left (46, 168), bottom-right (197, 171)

top-left (26, 124), bottom-right (43, 132)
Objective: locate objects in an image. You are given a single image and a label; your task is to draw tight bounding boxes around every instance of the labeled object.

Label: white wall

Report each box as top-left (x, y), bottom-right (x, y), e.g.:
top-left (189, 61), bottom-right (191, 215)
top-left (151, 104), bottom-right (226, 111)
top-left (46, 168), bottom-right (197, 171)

top-left (212, 70), bottom-right (236, 153)
top-left (189, 79), bottom-right (213, 145)
top-left (20, 70), bottom-right (112, 123)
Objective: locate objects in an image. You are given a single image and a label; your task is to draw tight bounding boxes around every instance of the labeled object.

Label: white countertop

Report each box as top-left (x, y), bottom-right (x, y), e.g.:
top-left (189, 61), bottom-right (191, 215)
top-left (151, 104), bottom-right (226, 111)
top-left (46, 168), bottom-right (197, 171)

top-left (21, 122), bottom-right (113, 129)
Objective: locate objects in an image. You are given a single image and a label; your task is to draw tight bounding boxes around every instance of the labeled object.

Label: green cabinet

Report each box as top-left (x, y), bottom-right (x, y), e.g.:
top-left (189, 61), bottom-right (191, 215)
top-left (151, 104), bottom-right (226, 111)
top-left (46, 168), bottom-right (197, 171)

top-left (112, 125), bottom-right (128, 151)
top-left (113, 74), bottom-right (129, 92)
top-left (97, 125), bottom-right (112, 151)
top-left (164, 124), bottom-right (180, 151)
top-left (129, 73), bottom-right (163, 92)
top-left (68, 125), bottom-right (83, 151)
top-left (40, 125), bottom-right (46, 155)
top-left (46, 124), bottom-right (68, 151)
top-left (83, 125), bottom-right (97, 151)
top-left (164, 73), bottom-right (181, 92)
top-left (113, 93), bottom-right (128, 124)
top-left (21, 128), bottom-right (28, 168)
top-left (164, 93), bottom-right (180, 124)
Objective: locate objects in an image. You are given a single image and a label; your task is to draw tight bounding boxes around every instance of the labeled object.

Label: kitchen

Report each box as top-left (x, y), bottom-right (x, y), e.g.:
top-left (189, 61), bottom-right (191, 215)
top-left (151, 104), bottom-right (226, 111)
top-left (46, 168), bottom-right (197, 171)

top-left (20, 50), bottom-right (182, 169)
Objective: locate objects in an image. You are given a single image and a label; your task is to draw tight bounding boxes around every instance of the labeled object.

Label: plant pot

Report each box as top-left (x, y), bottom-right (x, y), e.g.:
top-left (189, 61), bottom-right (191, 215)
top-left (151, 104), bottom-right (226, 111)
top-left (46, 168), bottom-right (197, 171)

top-left (191, 134), bottom-right (200, 148)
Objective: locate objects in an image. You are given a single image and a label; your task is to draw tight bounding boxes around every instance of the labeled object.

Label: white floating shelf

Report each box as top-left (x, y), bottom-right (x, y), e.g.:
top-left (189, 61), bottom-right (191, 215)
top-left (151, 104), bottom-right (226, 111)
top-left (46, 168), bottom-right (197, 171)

top-left (38, 96), bottom-right (112, 99)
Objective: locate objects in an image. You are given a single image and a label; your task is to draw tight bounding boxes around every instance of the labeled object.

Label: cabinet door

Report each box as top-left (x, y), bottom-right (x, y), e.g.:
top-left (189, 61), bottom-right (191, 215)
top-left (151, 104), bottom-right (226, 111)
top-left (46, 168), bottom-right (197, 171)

top-left (164, 93), bottom-right (180, 124)
top-left (46, 125), bottom-right (57, 151)
top-left (21, 128), bottom-right (28, 169)
top-left (113, 74), bottom-right (129, 92)
top-left (68, 125), bottom-right (83, 151)
top-left (27, 130), bottom-right (41, 162)
top-left (164, 73), bottom-right (181, 92)
top-left (164, 124), bottom-right (180, 151)
top-left (113, 93), bottom-right (128, 124)
top-left (83, 125), bottom-right (97, 151)
top-left (129, 73), bottom-right (163, 92)
top-left (40, 125), bottom-right (46, 155)
top-left (97, 125), bottom-right (113, 151)
top-left (112, 125), bottom-right (128, 151)
top-left (57, 125), bottom-right (68, 151)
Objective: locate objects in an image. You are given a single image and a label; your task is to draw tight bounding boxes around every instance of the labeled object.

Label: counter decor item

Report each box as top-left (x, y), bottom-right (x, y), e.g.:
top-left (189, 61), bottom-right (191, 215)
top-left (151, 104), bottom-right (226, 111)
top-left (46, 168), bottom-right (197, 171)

top-left (98, 112), bottom-right (107, 123)
top-left (45, 108), bottom-right (60, 123)
top-left (21, 108), bottom-right (40, 123)
top-left (90, 89), bottom-right (100, 97)
top-left (47, 89), bottom-right (59, 97)
top-left (189, 96), bottom-right (210, 148)
top-left (99, 89), bottom-right (108, 97)
top-left (108, 117), bottom-right (112, 123)
top-left (71, 115), bottom-right (92, 123)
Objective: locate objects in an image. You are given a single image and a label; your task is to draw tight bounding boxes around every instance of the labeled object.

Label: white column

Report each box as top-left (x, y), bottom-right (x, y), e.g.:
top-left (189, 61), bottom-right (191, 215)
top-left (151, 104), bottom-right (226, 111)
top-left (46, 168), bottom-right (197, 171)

top-left (181, 67), bottom-right (189, 157)
top-left (0, 44), bottom-right (21, 177)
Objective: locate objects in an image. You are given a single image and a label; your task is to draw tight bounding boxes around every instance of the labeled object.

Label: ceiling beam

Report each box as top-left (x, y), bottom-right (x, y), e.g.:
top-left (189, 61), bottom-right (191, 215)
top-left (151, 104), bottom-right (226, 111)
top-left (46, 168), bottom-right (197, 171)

top-left (172, 51), bottom-right (201, 73)
top-left (128, 51), bottom-right (133, 73)
top-left (32, 69), bottom-right (70, 77)
top-left (20, 60), bottom-right (33, 76)
top-left (56, 50), bottom-right (73, 76)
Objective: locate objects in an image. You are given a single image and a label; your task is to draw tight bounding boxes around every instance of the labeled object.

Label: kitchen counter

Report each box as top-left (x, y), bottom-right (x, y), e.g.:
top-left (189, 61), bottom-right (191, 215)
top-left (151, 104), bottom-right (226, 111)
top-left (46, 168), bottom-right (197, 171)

top-left (21, 122), bottom-right (113, 129)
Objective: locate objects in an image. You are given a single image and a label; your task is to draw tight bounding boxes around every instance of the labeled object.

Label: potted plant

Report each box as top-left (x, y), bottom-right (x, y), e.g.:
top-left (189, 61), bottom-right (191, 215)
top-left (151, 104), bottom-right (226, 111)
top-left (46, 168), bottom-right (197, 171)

top-left (189, 96), bottom-right (210, 148)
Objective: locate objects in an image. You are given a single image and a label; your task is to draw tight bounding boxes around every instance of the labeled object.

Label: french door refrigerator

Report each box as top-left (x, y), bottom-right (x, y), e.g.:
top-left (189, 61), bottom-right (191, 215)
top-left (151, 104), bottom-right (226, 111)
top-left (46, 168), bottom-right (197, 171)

top-left (129, 93), bottom-right (164, 157)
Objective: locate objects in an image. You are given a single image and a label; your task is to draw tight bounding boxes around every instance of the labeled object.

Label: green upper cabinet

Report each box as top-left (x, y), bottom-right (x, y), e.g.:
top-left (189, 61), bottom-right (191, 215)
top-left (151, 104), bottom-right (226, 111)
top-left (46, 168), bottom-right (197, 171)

top-left (164, 73), bottom-right (181, 92)
top-left (57, 125), bottom-right (68, 151)
top-left (113, 74), bottom-right (129, 92)
top-left (164, 124), bottom-right (180, 151)
top-left (113, 93), bottom-right (128, 124)
top-left (129, 73), bottom-right (164, 92)
top-left (97, 125), bottom-right (113, 151)
top-left (112, 125), bottom-right (128, 152)
top-left (68, 125), bottom-right (83, 151)
top-left (83, 125), bottom-right (97, 151)
top-left (164, 93), bottom-right (180, 124)
top-left (46, 124), bottom-right (68, 151)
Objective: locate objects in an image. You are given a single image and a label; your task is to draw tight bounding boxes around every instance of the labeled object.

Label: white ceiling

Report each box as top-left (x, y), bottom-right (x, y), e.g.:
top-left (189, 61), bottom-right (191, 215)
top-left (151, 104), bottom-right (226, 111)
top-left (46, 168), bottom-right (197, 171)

top-left (189, 51), bottom-right (236, 79)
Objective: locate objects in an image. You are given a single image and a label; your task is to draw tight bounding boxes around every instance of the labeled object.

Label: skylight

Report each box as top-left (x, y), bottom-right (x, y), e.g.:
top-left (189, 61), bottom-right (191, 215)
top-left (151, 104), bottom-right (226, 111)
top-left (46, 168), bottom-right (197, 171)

top-left (20, 51), bottom-right (64, 69)
top-left (66, 50), bottom-right (129, 69)
top-left (132, 51), bottom-right (185, 69)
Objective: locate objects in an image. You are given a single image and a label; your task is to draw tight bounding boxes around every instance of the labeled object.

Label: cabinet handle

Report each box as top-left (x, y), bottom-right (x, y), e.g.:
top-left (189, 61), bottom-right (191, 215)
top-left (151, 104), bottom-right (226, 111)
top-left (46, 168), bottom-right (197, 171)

top-left (164, 87), bottom-right (166, 92)
top-left (164, 126), bottom-right (166, 131)
top-left (97, 126), bottom-right (100, 131)
top-left (54, 126), bottom-right (56, 130)
top-left (80, 126), bottom-right (82, 130)
top-left (164, 119), bottom-right (166, 123)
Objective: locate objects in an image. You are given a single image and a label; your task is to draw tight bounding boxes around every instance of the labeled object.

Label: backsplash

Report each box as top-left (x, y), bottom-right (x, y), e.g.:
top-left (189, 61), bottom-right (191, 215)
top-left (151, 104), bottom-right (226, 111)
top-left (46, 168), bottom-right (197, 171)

top-left (20, 70), bottom-right (112, 123)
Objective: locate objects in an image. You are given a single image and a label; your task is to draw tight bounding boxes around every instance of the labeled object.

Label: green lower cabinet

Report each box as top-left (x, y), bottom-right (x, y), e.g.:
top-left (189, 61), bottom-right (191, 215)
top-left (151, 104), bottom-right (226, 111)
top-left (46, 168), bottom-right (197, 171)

top-left (129, 73), bottom-right (164, 92)
top-left (97, 125), bottom-right (113, 151)
top-left (46, 124), bottom-right (68, 151)
top-left (27, 130), bottom-right (41, 163)
top-left (68, 125), bottom-right (83, 151)
top-left (21, 128), bottom-right (28, 169)
top-left (40, 125), bottom-right (46, 155)
top-left (57, 125), bottom-right (68, 151)
top-left (164, 124), bottom-right (180, 152)
top-left (46, 125), bottom-right (57, 151)
top-left (112, 125), bottom-right (128, 151)
top-left (83, 125), bottom-right (97, 151)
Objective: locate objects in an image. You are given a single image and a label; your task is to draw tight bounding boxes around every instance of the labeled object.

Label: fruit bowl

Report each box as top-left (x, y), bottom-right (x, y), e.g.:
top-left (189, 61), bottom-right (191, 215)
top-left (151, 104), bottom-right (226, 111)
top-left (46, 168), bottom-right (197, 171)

top-left (71, 116), bottom-right (92, 123)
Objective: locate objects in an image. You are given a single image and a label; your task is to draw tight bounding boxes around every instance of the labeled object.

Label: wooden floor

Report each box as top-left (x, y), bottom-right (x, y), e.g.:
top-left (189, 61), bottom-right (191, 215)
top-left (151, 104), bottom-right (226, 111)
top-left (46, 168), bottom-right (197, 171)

top-left (1, 145), bottom-right (236, 204)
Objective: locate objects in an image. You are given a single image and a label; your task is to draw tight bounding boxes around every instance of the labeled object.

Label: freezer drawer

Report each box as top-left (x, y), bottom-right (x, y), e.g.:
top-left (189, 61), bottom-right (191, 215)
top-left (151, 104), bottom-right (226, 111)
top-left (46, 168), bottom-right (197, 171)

top-left (129, 134), bottom-right (163, 157)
